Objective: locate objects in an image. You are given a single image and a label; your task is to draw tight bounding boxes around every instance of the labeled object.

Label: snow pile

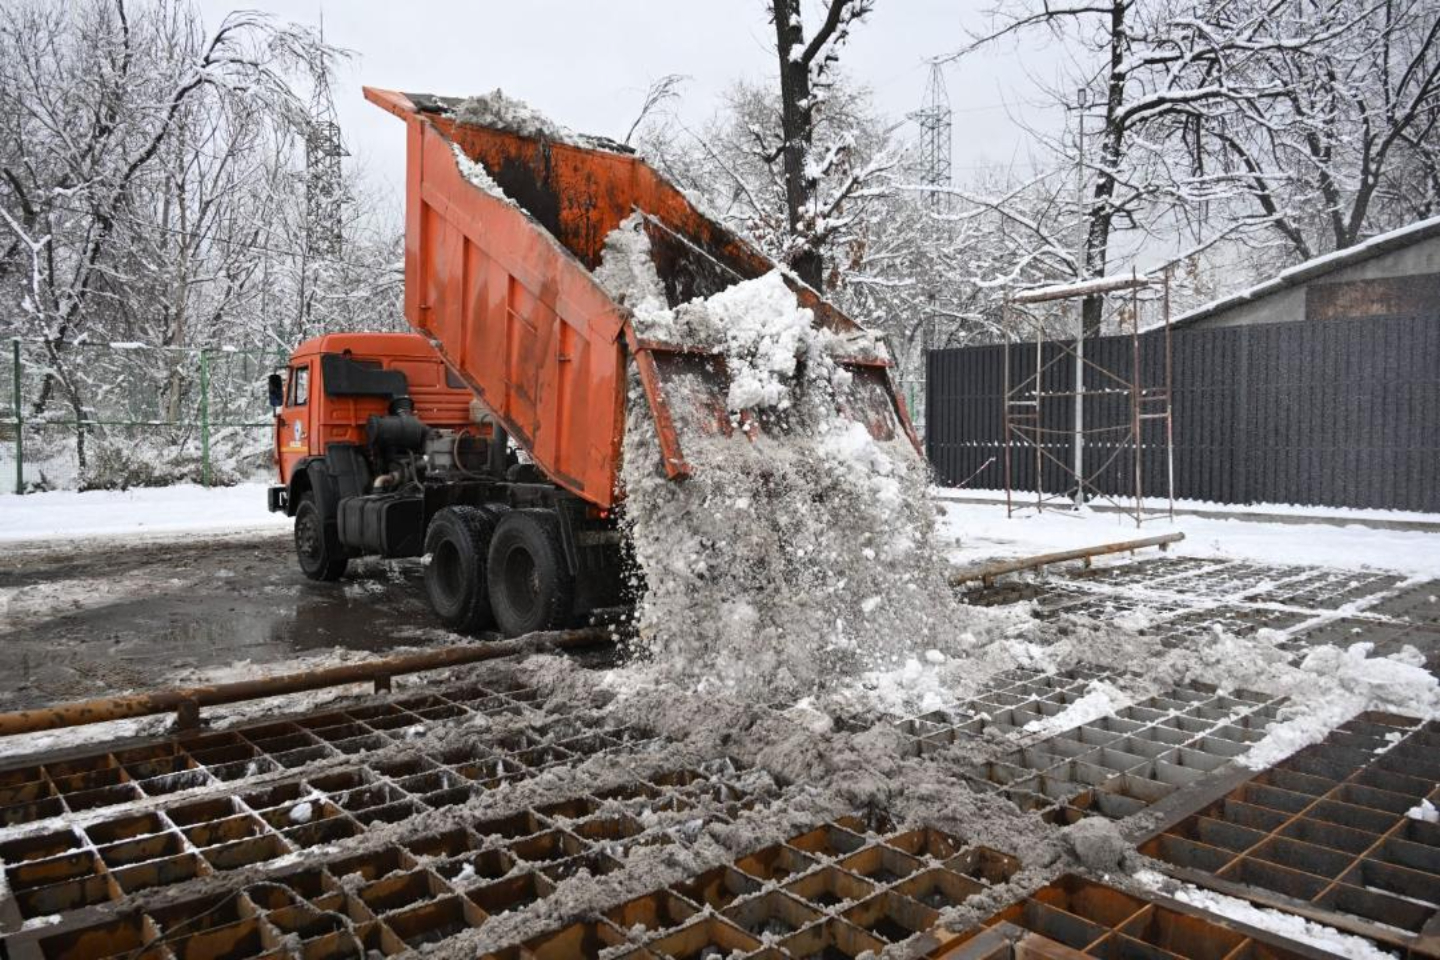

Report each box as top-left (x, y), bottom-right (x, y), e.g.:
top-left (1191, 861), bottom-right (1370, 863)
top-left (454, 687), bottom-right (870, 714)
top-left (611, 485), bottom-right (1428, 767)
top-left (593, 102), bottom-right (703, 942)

top-left (597, 220), bottom-right (986, 700)
top-left (1408, 798), bottom-right (1439, 823)
top-left (0, 482), bottom-right (288, 544)
top-left (1021, 679), bottom-right (1128, 736)
top-left (1238, 641), bottom-right (1439, 769)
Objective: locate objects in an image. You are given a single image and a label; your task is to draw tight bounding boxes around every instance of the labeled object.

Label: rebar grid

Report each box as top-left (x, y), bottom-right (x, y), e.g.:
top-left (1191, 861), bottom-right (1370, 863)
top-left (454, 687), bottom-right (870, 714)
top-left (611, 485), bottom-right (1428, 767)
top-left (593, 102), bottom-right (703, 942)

top-left (0, 679), bottom-right (595, 831)
top-left (1020, 557), bottom-right (1429, 657)
top-left (1141, 713), bottom-right (1440, 954)
top-left (1, 556), bottom-right (1433, 959)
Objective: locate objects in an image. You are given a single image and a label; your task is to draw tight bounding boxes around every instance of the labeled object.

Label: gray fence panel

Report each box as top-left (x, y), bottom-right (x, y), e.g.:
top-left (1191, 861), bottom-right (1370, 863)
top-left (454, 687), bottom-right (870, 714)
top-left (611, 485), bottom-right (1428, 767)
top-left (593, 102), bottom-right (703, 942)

top-left (926, 314), bottom-right (1440, 513)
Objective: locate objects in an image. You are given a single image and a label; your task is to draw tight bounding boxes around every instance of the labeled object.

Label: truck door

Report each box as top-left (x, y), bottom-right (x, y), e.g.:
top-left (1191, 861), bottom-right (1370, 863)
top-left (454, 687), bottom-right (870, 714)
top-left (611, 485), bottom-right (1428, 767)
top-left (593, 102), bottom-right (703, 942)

top-left (276, 360), bottom-right (313, 483)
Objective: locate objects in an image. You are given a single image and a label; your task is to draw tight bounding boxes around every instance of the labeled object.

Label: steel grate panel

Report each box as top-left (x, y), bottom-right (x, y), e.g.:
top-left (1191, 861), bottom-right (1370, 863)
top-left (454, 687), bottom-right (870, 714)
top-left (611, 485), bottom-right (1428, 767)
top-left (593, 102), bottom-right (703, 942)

top-left (484, 818), bottom-right (1022, 959)
top-left (936, 874), bottom-right (1321, 959)
top-left (896, 673), bottom-right (1286, 824)
top-left (1140, 712), bottom-right (1440, 955)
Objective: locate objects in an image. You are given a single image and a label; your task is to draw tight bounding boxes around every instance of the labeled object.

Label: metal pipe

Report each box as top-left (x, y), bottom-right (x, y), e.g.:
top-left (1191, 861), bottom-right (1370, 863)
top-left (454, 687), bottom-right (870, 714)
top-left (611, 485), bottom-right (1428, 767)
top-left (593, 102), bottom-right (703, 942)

top-left (0, 627), bottom-right (610, 738)
top-left (1012, 273), bottom-right (1152, 304)
top-left (1073, 300), bottom-right (1085, 507)
top-left (11, 339), bottom-right (22, 496)
top-left (948, 531), bottom-right (1184, 587)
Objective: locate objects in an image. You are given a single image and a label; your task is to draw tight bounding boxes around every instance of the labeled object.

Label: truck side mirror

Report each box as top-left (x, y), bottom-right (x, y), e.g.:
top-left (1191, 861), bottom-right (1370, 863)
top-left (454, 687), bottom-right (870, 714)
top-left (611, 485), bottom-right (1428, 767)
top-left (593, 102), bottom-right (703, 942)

top-left (267, 373), bottom-right (284, 412)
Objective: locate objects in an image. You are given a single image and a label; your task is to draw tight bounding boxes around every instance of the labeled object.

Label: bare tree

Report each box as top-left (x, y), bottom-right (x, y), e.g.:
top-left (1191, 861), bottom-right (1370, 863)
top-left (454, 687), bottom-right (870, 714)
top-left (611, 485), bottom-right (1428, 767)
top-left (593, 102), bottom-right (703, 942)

top-left (768, 0), bottom-right (876, 289)
top-left (948, 0), bottom-right (1440, 334)
top-left (0, 0), bottom-right (396, 485)
top-left (624, 74), bottom-right (688, 147)
top-left (1195, 0), bottom-right (1440, 260)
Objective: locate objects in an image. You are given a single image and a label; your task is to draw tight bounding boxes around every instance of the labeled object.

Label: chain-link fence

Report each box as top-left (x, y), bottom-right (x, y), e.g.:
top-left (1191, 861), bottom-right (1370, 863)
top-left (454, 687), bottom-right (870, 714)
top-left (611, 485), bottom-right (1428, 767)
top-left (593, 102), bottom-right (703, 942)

top-left (1, 339), bottom-right (285, 494)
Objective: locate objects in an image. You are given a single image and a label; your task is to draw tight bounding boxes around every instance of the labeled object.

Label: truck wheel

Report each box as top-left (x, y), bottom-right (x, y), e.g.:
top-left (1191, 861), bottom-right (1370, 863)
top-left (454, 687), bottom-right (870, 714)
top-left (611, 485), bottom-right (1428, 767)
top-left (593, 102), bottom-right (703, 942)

top-left (295, 491), bottom-right (348, 581)
top-left (487, 509), bottom-right (574, 637)
top-left (424, 506), bottom-right (500, 633)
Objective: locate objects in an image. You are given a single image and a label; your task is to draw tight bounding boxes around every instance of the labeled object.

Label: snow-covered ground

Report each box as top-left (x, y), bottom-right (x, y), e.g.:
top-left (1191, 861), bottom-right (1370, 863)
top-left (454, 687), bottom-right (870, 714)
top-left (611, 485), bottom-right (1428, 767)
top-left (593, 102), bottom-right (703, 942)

top-left (938, 491), bottom-right (1440, 577)
top-left (0, 482), bottom-right (288, 544)
top-left (5, 481), bottom-right (1438, 582)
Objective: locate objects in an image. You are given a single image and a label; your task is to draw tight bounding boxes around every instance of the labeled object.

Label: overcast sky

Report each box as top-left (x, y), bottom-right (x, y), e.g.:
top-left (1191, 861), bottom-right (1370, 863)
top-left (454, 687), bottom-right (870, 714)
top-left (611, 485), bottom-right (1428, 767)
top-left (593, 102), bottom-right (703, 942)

top-left (197, 1), bottom-right (1069, 205)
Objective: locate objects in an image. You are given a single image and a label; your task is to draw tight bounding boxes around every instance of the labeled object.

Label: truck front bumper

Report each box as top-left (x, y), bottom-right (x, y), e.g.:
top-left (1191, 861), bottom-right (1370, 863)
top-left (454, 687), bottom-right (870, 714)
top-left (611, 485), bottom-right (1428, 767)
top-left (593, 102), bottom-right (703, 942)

top-left (267, 485), bottom-right (288, 514)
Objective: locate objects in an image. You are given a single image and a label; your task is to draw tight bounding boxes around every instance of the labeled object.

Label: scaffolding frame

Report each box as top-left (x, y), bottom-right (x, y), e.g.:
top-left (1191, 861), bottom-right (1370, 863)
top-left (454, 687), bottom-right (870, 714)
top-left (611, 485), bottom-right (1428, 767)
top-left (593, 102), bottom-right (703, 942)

top-left (1001, 268), bottom-right (1175, 527)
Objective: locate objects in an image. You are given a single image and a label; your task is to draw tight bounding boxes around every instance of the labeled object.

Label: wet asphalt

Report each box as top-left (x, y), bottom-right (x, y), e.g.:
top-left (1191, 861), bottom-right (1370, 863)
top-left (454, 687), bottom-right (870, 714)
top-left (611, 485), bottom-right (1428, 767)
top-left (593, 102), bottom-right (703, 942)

top-left (0, 532), bottom-right (452, 711)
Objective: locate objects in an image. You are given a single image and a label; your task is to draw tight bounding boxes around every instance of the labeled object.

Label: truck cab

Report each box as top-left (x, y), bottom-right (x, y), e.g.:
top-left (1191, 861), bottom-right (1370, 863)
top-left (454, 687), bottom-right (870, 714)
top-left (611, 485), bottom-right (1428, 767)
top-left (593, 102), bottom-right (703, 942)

top-left (269, 332), bottom-right (480, 501)
top-left (268, 332), bottom-right (622, 638)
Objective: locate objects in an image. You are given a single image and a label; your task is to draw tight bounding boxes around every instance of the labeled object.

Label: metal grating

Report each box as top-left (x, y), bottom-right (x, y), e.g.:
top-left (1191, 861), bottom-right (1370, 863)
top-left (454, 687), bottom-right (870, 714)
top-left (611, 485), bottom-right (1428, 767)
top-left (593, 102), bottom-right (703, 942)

top-left (1140, 712), bottom-right (1440, 955)
top-left (0, 675), bottom-right (782, 959)
top-left (483, 819), bottom-right (1022, 959)
top-left (936, 874), bottom-right (1319, 959)
top-left (0, 679), bottom-right (570, 830)
top-left (895, 666), bottom-right (1115, 754)
top-left (898, 675), bottom-right (1285, 823)
top-left (3, 756), bottom-right (763, 958)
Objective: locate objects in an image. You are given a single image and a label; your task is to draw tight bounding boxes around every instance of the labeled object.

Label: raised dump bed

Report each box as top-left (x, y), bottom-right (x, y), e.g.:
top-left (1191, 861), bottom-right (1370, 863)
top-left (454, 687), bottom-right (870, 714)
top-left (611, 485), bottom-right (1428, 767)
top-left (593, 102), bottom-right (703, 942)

top-left (364, 87), bottom-right (918, 510)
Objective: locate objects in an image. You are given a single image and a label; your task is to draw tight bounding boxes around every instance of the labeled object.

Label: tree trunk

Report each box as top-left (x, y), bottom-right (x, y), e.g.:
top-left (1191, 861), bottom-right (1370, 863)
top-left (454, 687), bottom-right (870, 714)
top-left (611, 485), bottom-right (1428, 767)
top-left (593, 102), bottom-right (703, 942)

top-left (1081, 0), bottom-right (1128, 337)
top-left (772, 0), bottom-right (823, 290)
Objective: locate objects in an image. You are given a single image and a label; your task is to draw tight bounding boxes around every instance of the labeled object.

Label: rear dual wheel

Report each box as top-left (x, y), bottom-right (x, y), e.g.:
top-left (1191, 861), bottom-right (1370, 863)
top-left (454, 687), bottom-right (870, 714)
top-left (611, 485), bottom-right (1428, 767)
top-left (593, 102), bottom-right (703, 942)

top-left (424, 506), bottom-right (505, 633)
top-left (486, 509), bottom-right (575, 637)
top-left (423, 506), bottom-right (574, 637)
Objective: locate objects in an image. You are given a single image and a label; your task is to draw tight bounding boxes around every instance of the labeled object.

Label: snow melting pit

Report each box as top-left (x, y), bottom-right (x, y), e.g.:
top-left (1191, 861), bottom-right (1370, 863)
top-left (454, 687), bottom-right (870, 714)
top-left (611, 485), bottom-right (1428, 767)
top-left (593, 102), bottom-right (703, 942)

top-left (1139, 712), bottom-right (1440, 955)
top-left (948, 874), bottom-right (1323, 959)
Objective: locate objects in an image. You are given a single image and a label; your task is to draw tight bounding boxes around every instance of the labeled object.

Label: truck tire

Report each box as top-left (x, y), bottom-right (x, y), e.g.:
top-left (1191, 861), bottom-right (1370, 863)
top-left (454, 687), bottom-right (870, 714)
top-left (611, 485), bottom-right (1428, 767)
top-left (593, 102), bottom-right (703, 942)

top-left (487, 509), bottom-right (575, 637)
top-left (424, 506), bottom-right (500, 633)
top-left (294, 491), bottom-right (348, 581)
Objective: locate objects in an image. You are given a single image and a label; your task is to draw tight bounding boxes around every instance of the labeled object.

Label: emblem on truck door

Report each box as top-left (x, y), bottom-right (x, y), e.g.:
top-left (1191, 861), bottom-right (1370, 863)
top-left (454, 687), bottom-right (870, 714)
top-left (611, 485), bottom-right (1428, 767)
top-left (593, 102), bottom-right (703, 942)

top-left (289, 418), bottom-right (305, 450)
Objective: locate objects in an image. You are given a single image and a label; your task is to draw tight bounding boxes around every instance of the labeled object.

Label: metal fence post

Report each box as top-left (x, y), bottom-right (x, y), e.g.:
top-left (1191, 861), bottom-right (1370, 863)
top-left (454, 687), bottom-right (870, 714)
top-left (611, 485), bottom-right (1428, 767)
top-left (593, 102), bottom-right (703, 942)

top-left (11, 339), bottom-right (21, 495)
top-left (199, 348), bottom-right (211, 488)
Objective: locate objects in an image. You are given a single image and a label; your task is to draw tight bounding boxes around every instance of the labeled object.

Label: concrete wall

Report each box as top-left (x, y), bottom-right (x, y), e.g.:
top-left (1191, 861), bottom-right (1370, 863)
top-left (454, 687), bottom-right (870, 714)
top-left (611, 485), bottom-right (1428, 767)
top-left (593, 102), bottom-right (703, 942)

top-left (1186, 233), bottom-right (1440, 329)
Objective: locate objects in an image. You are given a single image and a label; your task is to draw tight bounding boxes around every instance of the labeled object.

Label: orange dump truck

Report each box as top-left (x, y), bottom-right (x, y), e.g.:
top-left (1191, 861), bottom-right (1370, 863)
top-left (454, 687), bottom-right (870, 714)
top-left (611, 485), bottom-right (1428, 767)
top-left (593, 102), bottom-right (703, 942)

top-left (267, 88), bottom-right (919, 637)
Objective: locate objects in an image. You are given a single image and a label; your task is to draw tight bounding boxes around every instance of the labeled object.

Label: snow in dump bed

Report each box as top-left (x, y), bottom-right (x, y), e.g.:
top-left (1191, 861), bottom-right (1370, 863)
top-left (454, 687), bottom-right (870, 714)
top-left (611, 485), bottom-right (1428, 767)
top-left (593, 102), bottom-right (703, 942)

top-left (450, 88), bottom-right (573, 142)
top-left (451, 143), bottom-right (512, 204)
top-left (595, 218), bottom-right (995, 699)
top-left (448, 88), bottom-right (626, 153)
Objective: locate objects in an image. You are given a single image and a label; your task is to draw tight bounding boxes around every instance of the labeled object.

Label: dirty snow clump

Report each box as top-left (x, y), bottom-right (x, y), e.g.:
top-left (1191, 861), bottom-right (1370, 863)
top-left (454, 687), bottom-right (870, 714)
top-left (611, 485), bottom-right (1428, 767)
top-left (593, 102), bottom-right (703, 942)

top-left (596, 220), bottom-right (981, 700)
